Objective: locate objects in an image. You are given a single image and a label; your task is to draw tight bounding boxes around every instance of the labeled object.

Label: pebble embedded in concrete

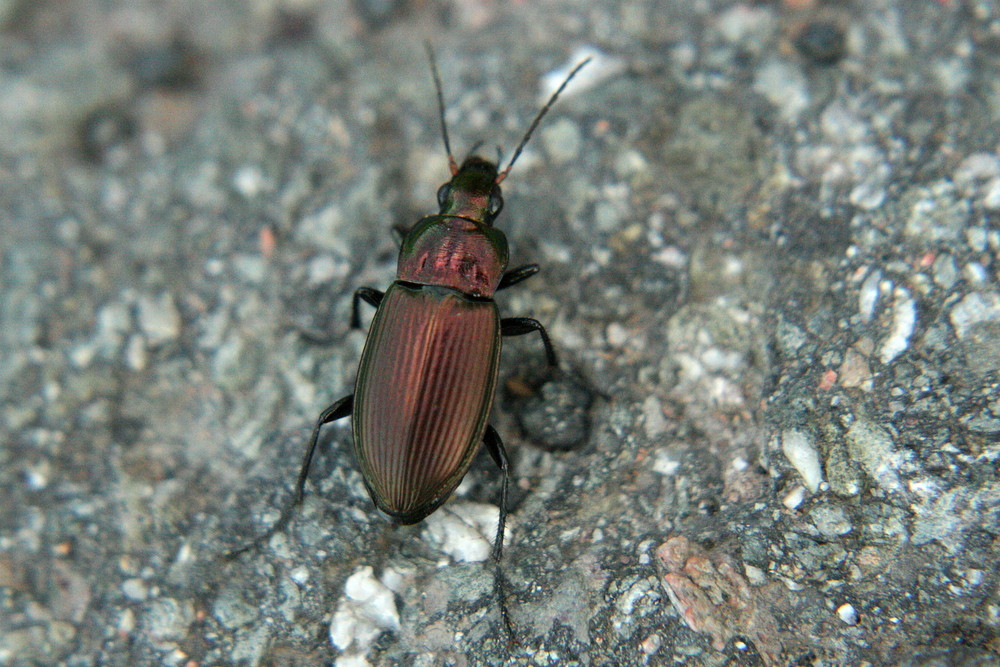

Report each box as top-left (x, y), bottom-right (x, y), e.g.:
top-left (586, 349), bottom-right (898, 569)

top-left (329, 566), bottom-right (400, 654)
top-left (421, 501), bottom-right (499, 563)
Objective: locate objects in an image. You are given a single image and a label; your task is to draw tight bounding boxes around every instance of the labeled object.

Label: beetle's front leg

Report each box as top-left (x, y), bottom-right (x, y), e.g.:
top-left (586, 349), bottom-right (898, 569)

top-left (501, 317), bottom-right (558, 367)
top-left (497, 264), bottom-right (539, 291)
top-left (351, 287), bottom-right (384, 328)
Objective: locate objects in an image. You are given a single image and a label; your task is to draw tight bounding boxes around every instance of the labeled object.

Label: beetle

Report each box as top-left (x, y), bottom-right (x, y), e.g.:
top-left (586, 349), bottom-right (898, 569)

top-left (234, 48), bottom-right (590, 632)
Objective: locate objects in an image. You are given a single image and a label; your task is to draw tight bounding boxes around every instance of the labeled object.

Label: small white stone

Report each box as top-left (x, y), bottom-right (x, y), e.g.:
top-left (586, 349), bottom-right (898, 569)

top-left (783, 485), bottom-right (806, 510)
top-left (422, 502), bottom-right (498, 563)
top-left (745, 564), bottom-right (766, 585)
top-left (643, 396), bottom-right (668, 439)
top-left (837, 603), bottom-right (859, 625)
top-left (232, 165), bottom-right (266, 198)
top-left (24, 461), bottom-right (50, 490)
top-left (781, 429), bottom-right (823, 493)
top-left (879, 288), bottom-right (916, 364)
top-left (335, 655), bottom-right (371, 667)
top-left (121, 578), bottom-right (148, 602)
top-left (950, 292), bottom-right (1000, 339)
top-left (983, 178), bottom-right (1000, 210)
top-left (137, 293), bottom-right (181, 346)
top-left (540, 118), bottom-right (581, 165)
top-left (849, 180), bottom-right (886, 210)
top-left (651, 245), bottom-right (687, 268)
top-left (964, 261), bottom-right (988, 284)
top-left (538, 46), bottom-right (623, 102)
top-left (289, 566), bottom-right (309, 586)
top-left (606, 322), bottom-right (629, 348)
top-left (754, 59), bottom-right (809, 121)
top-left (329, 566), bottom-right (399, 653)
top-left (858, 270), bottom-right (882, 323)
top-left (125, 335), bottom-right (148, 371)
top-left (307, 254), bottom-right (348, 285)
top-left (652, 450), bottom-right (680, 476)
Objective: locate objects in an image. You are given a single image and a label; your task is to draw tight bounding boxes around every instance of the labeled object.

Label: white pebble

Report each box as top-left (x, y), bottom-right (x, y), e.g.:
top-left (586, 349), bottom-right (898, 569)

top-left (422, 502), bottom-right (499, 563)
top-left (950, 291), bottom-right (1000, 339)
top-left (137, 293), bottom-right (181, 346)
top-left (858, 270), bottom-right (881, 323)
top-left (329, 567), bottom-right (399, 652)
top-left (783, 486), bottom-right (806, 510)
top-left (837, 603), bottom-right (859, 625)
top-left (879, 288), bottom-right (916, 364)
top-left (781, 429), bottom-right (823, 493)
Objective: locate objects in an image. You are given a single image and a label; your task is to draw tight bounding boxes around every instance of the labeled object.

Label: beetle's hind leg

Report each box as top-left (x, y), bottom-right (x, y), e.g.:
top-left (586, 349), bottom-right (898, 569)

top-left (225, 395), bottom-right (354, 558)
top-left (501, 317), bottom-right (558, 368)
top-left (483, 425), bottom-right (510, 560)
top-left (497, 264), bottom-right (539, 291)
top-left (351, 287), bottom-right (384, 328)
top-left (483, 424), bottom-right (516, 639)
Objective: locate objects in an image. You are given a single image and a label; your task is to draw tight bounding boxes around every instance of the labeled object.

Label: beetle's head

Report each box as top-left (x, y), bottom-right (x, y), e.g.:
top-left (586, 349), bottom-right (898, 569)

top-left (436, 155), bottom-right (504, 225)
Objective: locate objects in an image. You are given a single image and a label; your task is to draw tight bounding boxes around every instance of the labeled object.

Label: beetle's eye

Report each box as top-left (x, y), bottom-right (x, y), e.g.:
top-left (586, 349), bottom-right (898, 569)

top-left (488, 189), bottom-right (504, 216)
top-left (437, 183), bottom-right (450, 208)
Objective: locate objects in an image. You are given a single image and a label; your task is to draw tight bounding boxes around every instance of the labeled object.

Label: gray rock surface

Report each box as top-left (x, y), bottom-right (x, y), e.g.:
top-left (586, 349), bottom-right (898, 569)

top-left (1, 1), bottom-right (998, 665)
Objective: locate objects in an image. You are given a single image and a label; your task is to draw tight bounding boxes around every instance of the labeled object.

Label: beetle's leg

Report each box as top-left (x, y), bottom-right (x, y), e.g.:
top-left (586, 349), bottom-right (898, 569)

top-left (351, 288), bottom-right (384, 329)
top-left (483, 424), bottom-right (510, 560)
top-left (296, 394), bottom-right (354, 501)
top-left (391, 224), bottom-right (410, 244)
top-left (225, 394), bottom-right (353, 558)
top-left (497, 264), bottom-right (539, 291)
top-left (501, 317), bottom-right (558, 367)
top-left (484, 424), bottom-right (515, 638)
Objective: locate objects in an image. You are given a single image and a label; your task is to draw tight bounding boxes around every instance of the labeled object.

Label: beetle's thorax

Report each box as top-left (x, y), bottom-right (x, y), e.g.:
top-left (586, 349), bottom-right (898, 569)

top-left (397, 216), bottom-right (509, 297)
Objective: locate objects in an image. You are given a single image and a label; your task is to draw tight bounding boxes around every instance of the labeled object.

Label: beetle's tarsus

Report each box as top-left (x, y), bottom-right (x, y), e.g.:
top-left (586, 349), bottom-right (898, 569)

top-left (296, 325), bottom-right (339, 346)
top-left (494, 566), bottom-right (519, 644)
top-left (224, 395), bottom-right (354, 560)
top-left (501, 317), bottom-right (558, 367)
top-left (497, 264), bottom-right (539, 291)
top-left (351, 288), bottom-right (384, 329)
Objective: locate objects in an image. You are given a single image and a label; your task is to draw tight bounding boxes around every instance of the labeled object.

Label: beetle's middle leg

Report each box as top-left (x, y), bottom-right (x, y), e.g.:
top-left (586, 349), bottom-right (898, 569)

top-left (351, 287), bottom-right (384, 328)
top-left (296, 394), bottom-right (354, 501)
top-left (483, 424), bottom-right (514, 636)
top-left (501, 317), bottom-right (558, 367)
top-left (226, 394), bottom-right (354, 558)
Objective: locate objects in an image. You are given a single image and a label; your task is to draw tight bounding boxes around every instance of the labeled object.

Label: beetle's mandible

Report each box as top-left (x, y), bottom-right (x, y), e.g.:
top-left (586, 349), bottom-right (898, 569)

top-left (233, 46), bottom-right (590, 635)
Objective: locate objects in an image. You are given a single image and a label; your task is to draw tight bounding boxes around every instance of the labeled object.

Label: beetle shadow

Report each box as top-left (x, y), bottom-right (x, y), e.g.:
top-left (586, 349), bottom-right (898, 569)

top-left (501, 362), bottom-right (601, 453)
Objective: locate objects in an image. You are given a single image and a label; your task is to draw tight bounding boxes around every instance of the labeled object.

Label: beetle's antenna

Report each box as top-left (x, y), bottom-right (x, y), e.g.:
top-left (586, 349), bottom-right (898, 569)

top-left (496, 56), bottom-right (592, 184)
top-left (425, 42), bottom-right (459, 175)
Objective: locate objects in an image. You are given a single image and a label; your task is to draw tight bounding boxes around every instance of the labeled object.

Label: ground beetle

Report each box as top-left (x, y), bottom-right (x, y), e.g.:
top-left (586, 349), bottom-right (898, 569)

top-left (235, 47), bottom-right (590, 633)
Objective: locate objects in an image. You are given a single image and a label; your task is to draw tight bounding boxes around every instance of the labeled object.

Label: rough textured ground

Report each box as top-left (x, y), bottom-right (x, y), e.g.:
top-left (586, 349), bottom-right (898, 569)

top-left (2, 1), bottom-right (999, 665)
